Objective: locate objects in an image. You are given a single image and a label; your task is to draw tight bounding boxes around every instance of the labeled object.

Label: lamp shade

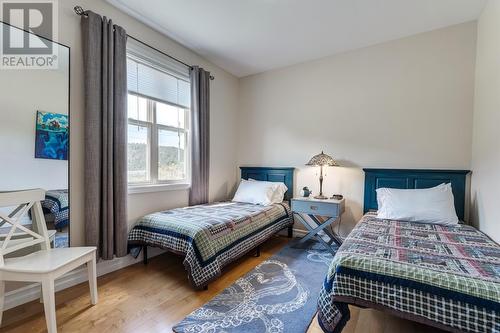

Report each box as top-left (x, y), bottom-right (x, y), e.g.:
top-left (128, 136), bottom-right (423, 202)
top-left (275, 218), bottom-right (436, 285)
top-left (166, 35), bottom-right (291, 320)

top-left (306, 151), bottom-right (338, 167)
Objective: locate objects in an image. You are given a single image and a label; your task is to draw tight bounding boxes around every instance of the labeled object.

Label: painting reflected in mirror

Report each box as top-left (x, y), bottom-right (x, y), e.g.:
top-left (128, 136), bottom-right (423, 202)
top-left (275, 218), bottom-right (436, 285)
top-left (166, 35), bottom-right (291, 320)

top-left (0, 22), bottom-right (70, 248)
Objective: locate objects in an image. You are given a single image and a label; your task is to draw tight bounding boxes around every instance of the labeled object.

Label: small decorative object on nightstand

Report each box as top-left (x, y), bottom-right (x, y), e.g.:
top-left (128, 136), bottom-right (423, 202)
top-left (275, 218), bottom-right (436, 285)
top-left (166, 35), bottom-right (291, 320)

top-left (300, 186), bottom-right (311, 197)
top-left (291, 196), bottom-right (345, 254)
top-left (306, 151), bottom-right (338, 199)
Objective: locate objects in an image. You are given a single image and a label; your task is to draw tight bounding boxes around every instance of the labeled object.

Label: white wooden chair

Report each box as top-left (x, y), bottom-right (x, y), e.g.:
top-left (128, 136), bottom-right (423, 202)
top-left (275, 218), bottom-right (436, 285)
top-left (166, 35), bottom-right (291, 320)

top-left (0, 189), bottom-right (97, 333)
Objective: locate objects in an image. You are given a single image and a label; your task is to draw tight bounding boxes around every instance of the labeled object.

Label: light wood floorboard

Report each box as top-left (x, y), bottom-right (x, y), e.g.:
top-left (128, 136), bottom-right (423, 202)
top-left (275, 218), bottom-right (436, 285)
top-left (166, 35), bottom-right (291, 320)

top-left (1, 236), bottom-right (445, 333)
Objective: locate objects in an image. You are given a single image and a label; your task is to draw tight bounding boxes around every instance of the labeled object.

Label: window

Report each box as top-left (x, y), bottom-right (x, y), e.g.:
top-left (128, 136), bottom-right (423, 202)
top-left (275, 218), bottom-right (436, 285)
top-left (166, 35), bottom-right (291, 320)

top-left (126, 40), bottom-right (191, 190)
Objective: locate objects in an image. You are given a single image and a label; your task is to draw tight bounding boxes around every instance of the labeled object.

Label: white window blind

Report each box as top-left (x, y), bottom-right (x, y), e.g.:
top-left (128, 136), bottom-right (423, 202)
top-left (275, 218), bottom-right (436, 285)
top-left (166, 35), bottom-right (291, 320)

top-left (127, 58), bottom-right (190, 108)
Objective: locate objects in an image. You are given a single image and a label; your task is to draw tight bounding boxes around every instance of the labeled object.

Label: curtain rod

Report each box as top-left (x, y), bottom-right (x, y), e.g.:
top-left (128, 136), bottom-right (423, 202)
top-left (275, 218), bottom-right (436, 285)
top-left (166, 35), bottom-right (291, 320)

top-left (73, 5), bottom-right (214, 80)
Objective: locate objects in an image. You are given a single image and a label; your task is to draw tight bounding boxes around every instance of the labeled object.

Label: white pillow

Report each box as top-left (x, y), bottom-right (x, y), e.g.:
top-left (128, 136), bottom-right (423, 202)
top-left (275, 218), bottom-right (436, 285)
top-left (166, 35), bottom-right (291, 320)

top-left (232, 179), bottom-right (277, 206)
top-left (376, 183), bottom-right (458, 225)
top-left (248, 179), bottom-right (288, 204)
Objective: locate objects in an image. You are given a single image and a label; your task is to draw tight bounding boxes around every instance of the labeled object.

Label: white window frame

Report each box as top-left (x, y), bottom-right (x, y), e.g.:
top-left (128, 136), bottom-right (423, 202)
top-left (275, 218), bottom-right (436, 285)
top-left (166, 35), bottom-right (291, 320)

top-left (126, 51), bottom-right (191, 194)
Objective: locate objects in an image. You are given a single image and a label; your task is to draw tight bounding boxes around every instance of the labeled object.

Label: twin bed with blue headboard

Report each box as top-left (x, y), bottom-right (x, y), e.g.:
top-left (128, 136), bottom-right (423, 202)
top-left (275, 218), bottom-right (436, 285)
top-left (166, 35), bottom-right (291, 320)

top-left (128, 166), bottom-right (295, 289)
top-left (318, 168), bottom-right (500, 333)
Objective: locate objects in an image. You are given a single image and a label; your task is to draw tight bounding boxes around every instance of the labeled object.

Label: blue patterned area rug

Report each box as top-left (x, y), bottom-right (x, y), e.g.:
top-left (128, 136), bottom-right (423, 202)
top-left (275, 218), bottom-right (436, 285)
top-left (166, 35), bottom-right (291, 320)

top-left (173, 239), bottom-right (336, 333)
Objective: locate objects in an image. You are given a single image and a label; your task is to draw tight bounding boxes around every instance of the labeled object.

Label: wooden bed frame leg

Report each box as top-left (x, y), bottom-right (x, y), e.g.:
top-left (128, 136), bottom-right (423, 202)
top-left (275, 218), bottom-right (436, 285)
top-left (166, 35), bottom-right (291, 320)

top-left (143, 245), bottom-right (148, 265)
top-left (288, 226), bottom-right (293, 238)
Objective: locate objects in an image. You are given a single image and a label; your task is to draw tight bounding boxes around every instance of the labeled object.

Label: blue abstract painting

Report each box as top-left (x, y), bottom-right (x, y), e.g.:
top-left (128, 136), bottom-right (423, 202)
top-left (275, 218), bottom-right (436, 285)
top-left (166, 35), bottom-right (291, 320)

top-left (35, 111), bottom-right (69, 160)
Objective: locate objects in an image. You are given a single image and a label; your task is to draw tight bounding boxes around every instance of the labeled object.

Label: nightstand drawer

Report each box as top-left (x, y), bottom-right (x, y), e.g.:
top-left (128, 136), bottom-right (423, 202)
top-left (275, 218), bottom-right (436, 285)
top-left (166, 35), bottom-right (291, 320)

top-left (291, 199), bottom-right (338, 216)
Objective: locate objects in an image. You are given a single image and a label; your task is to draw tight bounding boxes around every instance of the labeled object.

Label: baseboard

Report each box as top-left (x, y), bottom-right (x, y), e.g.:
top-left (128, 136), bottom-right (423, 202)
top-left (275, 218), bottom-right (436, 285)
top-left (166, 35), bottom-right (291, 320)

top-left (3, 247), bottom-right (165, 311)
top-left (293, 228), bottom-right (307, 237)
top-left (277, 227), bottom-right (307, 238)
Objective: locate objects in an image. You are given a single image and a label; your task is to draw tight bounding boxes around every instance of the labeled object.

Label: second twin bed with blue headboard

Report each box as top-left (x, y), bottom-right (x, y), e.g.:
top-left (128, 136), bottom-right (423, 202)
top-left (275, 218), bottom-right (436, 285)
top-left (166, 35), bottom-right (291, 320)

top-left (317, 168), bottom-right (500, 333)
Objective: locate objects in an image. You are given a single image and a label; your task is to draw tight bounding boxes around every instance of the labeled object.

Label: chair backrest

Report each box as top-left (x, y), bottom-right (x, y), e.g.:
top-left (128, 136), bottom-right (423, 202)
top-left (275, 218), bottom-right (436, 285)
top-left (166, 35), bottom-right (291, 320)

top-left (0, 189), bottom-right (51, 266)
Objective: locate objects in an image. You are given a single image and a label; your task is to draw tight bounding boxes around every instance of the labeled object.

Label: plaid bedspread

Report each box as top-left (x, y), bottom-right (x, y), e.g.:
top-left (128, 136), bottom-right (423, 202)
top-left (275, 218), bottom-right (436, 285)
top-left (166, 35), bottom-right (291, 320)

top-left (128, 201), bottom-right (292, 288)
top-left (318, 212), bottom-right (500, 333)
top-left (41, 189), bottom-right (69, 229)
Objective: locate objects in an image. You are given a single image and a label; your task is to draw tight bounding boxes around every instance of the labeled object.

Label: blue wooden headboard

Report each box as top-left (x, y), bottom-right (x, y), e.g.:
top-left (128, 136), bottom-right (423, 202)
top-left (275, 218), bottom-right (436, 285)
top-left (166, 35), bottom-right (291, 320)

top-left (240, 167), bottom-right (295, 201)
top-left (363, 168), bottom-right (470, 221)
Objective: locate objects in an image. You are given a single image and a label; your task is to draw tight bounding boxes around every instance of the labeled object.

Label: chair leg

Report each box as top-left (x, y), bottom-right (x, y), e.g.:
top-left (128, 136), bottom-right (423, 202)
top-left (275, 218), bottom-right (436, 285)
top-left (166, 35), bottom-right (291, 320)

top-left (88, 254), bottom-right (98, 305)
top-left (0, 280), bottom-right (5, 326)
top-left (40, 284), bottom-right (44, 303)
top-left (41, 279), bottom-right (57, 333)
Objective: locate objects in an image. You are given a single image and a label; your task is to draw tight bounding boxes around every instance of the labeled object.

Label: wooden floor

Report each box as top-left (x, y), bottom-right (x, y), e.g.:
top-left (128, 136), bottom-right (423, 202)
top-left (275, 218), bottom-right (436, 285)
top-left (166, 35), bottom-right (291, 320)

top-left (308, 309), bottom-right (445, 333)
top-left (1, 236), bottom-right (445, 333)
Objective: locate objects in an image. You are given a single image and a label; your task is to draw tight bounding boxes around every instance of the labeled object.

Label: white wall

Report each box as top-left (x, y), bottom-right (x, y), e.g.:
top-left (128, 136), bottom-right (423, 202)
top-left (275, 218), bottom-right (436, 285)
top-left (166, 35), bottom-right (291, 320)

top-left (0, 46), bottom-right (69, 191)
top-left (471, 0), bottom-right (500, 243)
top-left (238, 22), bottom-right (477, 235)
top-left (54, 0), bottom-right (240, 245)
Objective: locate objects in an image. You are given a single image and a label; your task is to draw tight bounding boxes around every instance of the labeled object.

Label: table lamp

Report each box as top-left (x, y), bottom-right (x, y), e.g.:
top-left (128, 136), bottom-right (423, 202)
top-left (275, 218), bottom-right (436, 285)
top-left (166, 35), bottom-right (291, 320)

top-left (306, 151), bottom-right (338, 199)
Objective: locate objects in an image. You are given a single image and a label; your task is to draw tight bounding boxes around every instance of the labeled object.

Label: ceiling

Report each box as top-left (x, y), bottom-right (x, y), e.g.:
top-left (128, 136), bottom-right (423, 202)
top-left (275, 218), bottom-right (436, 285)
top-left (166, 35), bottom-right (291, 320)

top-left (107, 0), bottom-right (486, 77)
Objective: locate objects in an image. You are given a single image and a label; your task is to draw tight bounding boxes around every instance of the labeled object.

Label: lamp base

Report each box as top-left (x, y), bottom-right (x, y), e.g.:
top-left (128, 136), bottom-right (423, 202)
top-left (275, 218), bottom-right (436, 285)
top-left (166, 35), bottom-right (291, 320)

top-left (314, 194), bottom-right (329, 200)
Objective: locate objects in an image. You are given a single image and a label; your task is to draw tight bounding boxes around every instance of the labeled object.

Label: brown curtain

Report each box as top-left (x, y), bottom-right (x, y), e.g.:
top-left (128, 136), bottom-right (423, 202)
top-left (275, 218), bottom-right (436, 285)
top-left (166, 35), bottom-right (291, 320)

top-left (82, 11), bottom-right (128, 259)
top-left (189, 67), bottom-right (210, 206)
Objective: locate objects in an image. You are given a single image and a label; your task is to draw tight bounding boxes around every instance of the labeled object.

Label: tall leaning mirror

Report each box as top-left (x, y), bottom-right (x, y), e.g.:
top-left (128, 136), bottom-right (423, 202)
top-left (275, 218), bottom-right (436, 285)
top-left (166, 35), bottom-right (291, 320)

top-left (0, 22), bottom-right (70, 248)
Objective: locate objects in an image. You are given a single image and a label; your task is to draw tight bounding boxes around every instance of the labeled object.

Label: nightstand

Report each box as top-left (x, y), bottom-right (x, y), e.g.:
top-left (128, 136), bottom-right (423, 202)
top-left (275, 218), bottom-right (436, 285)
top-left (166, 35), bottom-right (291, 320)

top-left (291, 197), bottom-right (345, 254)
